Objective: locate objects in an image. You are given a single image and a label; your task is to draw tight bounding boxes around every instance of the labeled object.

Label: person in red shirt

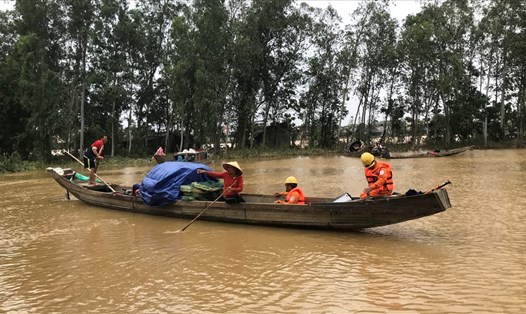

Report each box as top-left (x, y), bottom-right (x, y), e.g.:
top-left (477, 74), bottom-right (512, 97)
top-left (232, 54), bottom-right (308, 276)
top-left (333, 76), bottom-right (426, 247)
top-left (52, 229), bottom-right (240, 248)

top-left (197, 161), bottom-right (244, 203)
top-left (360, 152), bottom-right (394, 199)
top-left (83, 135), bottom-right (108, 185)
top-left (274, 176), bottom-right (305, 204)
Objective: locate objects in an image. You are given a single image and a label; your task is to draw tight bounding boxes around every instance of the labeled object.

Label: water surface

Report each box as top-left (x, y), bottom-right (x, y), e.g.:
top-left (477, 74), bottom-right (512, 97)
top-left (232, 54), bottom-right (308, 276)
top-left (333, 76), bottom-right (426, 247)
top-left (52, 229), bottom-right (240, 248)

top-left (1, 149), bottom-right (525, 313)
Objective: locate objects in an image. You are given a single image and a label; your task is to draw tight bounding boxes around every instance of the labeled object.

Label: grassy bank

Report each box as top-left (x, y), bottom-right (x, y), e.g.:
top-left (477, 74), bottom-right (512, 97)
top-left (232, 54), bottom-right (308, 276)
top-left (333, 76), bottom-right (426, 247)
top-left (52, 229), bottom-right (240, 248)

top-left (0, 154), bottom-right (47, 173)
top-left (1, 142), bottom-right (523, 174)
top-left (0, 147), bottom-right (339, 174)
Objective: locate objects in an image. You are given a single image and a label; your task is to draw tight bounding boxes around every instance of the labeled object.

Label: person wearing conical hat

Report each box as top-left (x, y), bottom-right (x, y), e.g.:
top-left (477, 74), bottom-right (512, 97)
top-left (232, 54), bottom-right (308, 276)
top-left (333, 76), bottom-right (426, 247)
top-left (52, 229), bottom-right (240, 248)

top-left (273, 176), bottom-right (305, 205)
top-left (197, 161), bottom-right (244, 203)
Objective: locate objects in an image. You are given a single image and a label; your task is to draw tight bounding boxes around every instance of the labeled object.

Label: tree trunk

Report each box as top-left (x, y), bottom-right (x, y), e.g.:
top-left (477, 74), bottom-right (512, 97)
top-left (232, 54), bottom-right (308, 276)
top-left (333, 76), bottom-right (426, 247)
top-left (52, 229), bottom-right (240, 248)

top-left (111, 99), bottom-right (115, 157)
top-left (79, 81), bottom-right (85, 159)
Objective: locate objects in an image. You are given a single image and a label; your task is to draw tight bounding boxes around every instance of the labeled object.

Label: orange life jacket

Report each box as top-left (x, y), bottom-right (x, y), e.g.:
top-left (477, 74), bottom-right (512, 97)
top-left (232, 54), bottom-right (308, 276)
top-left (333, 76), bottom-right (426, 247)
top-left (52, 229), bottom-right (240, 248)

top-left (364, 160), bottom-right (394, 192)
top-left (286, 187), bottom-right (305, 204)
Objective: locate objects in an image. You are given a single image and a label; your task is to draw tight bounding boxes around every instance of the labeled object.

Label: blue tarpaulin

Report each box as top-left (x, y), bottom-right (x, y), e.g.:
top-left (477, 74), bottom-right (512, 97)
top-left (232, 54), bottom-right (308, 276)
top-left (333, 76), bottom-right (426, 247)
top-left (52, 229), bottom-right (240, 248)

top-left (139, 162), bottom-right (214, 206)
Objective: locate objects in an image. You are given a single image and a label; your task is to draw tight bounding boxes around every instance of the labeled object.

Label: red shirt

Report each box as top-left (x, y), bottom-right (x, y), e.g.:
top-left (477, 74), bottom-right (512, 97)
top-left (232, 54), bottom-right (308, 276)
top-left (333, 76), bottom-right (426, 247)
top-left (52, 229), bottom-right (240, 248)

top-left (205, 171), bottom-right (243, 198)
top-left (90, 139), bottom-right (104, 155)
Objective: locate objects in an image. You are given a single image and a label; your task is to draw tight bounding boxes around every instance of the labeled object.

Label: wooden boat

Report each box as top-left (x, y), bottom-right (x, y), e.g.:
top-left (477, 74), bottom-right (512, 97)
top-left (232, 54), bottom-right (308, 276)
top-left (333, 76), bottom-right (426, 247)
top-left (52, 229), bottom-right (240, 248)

top-left (47, 167), bottom-right (451, 231)
top-left (344, 141), bottom-right (390, 158)
top-left (344, 140), bottom-right (372, 157)
top-left (174, 149), bottom-right (208, 162)
top-left (386, 151), bottom-right (428, 159)
top-left (376, 146), bottom-right (474, 159)
top-left (427, 145), bottom-right (474, 157)
top-left (153, 150), bottom-right (210, 164)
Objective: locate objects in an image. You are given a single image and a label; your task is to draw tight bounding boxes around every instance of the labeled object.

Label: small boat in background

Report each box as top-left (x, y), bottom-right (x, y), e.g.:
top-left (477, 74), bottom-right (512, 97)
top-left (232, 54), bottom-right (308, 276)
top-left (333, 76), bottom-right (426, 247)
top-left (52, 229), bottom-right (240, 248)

top-left (153, 147), bottom-right (210, 164)
top-left (370, 146), bottom-right (474, 159)
top-left (387, 151), bottom-right (428, 159)
top-left (173, 149), bottom-right (209, 163)
top-left (427, 145), bottom-right (474, 157)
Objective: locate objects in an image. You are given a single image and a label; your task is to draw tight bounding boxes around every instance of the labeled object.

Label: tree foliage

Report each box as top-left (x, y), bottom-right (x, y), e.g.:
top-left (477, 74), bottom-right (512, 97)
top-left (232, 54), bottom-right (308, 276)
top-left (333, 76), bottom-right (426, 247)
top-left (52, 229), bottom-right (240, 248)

top-left (1, 0), bottom-right (526, 161)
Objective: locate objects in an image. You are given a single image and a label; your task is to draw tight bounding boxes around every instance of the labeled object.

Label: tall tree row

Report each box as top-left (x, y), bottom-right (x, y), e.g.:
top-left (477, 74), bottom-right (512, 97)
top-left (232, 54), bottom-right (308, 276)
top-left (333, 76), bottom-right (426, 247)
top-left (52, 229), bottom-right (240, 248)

top-left (1, 0), bottom-right (526, 162)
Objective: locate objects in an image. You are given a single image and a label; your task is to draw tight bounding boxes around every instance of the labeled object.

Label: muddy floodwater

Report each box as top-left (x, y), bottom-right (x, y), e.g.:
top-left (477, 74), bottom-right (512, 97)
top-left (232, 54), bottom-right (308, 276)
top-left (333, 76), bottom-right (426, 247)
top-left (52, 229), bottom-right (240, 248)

top-left (1, 149), bottom-right (525, 313)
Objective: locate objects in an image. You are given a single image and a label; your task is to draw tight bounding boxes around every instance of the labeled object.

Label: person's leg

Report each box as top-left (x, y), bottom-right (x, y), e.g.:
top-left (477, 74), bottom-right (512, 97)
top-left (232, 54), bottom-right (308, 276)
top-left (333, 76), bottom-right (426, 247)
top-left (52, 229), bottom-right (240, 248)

top-left (84, 156), bottom-right (96, 185)
top-left (224, 197), bottom-right (238, 203)
top-left (360, 189), bottom-right (392, 199)
top-left (224, 195), bottom-right (245, 203)
top-left (91, 162), bottom-right (99, 185)
top-left (89, 168), bottom-right (96, 185)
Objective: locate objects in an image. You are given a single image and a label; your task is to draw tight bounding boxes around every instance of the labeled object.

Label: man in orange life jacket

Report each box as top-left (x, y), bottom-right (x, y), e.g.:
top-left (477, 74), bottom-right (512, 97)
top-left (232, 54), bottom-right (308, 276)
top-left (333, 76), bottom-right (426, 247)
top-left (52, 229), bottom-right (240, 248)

top-left (360, 152), bottom-right (394, 199)
top-left (274, 176), bottom-right (305, 204)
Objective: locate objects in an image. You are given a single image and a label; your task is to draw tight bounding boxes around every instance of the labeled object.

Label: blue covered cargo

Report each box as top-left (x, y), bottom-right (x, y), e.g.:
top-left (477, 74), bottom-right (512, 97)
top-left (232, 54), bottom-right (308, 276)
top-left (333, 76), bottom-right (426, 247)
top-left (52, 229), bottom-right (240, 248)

top-left (138, 162), bottom-right (214, 206)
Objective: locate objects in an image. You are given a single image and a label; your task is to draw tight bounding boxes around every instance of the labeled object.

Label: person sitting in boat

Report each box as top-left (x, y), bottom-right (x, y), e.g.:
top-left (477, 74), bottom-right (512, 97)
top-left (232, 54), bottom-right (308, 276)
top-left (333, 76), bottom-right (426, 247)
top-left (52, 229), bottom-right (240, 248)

top-left (132, 183), bottom-right (141, 197)
top-left (274, 176), bottom-right (305, 204)
top-left (371, 142), bottom-right (383, 155)
top-left (360, 152), bottom-right (394, 199)
top-left (153, 146), bottom-right (166, 164)
top-left (348, 140), bottom-right (363, 152)
top-left (197, 161), bottom-right (244, 203)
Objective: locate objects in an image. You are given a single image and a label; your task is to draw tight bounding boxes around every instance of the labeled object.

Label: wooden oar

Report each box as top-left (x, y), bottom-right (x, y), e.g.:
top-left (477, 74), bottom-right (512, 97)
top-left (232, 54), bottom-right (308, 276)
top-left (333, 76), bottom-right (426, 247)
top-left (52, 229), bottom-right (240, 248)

top-left (63, 150), bottom-right (117, 193)
top-left (165, 190), bottom-right (225, 234)
top-left (167, 180), bottom-right (237, 233)
top-left (425, 180), bottom-right (452, 194)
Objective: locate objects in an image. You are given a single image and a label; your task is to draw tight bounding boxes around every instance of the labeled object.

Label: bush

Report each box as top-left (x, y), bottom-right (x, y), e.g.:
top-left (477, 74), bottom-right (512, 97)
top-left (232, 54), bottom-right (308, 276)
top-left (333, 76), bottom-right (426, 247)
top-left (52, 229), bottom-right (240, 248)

top-left (0, 153), bottom-right (45, 173)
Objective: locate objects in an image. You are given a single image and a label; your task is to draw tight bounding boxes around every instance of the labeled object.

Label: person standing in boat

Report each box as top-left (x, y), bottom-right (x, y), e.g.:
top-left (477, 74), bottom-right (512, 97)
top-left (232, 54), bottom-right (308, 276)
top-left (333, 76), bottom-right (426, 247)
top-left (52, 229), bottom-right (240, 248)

top-left (360, 152), bottom-right (394, 199)
top-left (83, 135), bottom-right (108, 185)
top-left (197, 161), bottom-right (244, 203)
top-left (274, 176), bottom-right (305, 204)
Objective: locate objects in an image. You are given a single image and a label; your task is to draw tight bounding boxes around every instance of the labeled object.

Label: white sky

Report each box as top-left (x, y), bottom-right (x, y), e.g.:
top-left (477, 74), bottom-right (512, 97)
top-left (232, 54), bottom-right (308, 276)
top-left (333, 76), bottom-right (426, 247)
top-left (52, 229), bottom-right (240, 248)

top-left (303, 0), bottom-right (422, 23)
top-left (1, 0), bottom-right (423, 19)
top-left (0, 1), bottom-right (14, 11)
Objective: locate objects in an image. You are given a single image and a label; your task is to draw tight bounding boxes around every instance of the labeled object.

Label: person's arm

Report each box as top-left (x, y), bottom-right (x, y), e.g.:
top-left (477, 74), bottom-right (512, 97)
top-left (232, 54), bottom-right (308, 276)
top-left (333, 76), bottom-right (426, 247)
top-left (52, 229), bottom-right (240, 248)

top-left (197, 170), bottom-right (224, 179)
top-left (228, 176), bottom-right (243, 193)
top-left (91, 141), bottom-right (103, 159)
top-left (91, 146), bottom-right (101, 159)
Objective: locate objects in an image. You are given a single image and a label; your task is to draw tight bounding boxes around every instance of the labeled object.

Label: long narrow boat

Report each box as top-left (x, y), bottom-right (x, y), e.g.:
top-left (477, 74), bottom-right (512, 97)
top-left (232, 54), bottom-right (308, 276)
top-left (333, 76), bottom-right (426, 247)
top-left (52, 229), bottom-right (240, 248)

top-left (427, 145), bottom-right (474, 157)
top-left (47, 167), bottom-right (451, 231)
top-left (386, 151), bottom-right (428, 159)
top-left (373, 145), bottom-right (474, 159)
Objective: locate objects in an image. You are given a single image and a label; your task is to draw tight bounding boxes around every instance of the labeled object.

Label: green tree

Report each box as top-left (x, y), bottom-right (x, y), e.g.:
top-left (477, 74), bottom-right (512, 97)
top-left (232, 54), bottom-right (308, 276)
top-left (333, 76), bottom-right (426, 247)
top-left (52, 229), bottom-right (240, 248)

top-left (89, 0), bottom-right (131, 156)
top-left (300, 6), bottom-right (345, 148)
top-left (11, 0), bottom-right (66, 161)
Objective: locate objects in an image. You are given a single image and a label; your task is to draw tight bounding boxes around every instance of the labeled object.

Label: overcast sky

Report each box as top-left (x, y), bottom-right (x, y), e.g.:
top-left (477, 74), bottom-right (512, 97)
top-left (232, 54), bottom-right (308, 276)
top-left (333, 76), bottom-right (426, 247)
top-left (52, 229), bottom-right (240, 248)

top-left (0, 0), bottom-right (423, 28)
top-left (303, 0), bottom-right (423, 24)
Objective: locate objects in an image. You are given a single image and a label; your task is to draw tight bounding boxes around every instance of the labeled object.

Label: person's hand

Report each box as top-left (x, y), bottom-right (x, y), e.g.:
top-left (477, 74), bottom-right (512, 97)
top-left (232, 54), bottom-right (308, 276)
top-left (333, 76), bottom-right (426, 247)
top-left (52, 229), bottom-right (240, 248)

top-left (197, 169), bottom-right (206, 174)
top-left (96, 155), bottom-right (104, 160)
top-left (363, 186), bottom-right (373, 194)
top-left (273, 192), bottom-right (282, 197)
top-left (226, 187), bottom-right (233, 192)
top-left (274, 200), bottom-right (284, 204)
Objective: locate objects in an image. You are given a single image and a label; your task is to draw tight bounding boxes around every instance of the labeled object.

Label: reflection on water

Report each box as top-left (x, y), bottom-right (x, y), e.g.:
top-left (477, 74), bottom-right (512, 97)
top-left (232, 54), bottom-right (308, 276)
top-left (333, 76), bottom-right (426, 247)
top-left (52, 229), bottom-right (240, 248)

top-left (1, 149), bottom-right (526, 312)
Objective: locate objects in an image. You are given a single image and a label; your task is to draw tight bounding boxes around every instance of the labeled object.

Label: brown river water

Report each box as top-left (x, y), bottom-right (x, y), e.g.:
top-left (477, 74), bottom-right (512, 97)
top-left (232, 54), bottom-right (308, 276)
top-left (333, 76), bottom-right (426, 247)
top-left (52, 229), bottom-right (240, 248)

top-left (1, 149), bottom-right (525, 313)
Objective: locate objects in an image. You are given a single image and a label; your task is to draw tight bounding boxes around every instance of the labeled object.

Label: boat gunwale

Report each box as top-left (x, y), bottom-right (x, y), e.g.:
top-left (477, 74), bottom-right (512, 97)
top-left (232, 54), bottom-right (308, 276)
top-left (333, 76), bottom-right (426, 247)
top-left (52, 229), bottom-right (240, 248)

top-left (48, 167), bottom-right (450, 231)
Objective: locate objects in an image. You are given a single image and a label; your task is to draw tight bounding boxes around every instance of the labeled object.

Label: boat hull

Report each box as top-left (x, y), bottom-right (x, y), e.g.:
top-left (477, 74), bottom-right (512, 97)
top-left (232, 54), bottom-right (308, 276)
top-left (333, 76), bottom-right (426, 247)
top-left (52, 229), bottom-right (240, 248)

top-left (48, 168), bottom-right (451, 231)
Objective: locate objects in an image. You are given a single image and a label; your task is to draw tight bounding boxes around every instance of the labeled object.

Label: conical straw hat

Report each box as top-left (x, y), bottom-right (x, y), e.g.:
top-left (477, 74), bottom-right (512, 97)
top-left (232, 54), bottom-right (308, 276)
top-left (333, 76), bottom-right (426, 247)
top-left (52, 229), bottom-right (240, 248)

top-left (222, 161), bottom-right (242, 175)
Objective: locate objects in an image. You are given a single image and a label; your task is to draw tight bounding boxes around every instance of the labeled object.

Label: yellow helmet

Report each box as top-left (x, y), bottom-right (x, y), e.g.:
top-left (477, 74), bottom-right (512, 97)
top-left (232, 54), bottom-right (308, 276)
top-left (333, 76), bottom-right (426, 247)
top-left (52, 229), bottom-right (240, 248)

top-left (361, 152), bottom-right (375, 167)
top-left (285, 176), bottom-right (298, 184)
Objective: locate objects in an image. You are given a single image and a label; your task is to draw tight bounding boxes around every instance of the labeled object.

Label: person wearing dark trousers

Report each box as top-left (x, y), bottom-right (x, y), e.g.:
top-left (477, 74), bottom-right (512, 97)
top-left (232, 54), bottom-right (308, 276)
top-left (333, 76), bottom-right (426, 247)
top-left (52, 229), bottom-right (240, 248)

top-left (83, 135), bottom-right (108, 185)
